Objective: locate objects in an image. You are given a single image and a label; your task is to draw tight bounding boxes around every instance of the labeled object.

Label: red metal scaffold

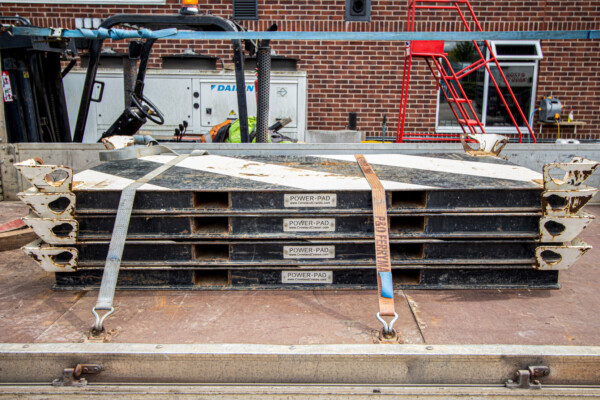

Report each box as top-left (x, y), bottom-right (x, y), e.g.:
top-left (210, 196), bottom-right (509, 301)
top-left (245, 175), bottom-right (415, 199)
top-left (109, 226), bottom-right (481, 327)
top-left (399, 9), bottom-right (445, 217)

top-left (396, 0), bottom-right (537, 143)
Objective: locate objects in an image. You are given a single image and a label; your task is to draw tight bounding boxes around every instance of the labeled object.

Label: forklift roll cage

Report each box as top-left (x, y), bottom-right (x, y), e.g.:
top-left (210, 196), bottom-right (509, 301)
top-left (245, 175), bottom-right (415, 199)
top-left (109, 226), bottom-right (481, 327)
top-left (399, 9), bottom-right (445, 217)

top-left (73, 13), bottom-right (252, 143)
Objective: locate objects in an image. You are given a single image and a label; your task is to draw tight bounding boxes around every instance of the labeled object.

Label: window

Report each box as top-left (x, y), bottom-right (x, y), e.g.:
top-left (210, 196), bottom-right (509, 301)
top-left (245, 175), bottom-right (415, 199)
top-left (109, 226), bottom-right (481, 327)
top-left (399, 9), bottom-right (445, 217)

top-left (436, 40), bottom-right (542, 133)
top-left (490, 41), bottom-right (543, 60)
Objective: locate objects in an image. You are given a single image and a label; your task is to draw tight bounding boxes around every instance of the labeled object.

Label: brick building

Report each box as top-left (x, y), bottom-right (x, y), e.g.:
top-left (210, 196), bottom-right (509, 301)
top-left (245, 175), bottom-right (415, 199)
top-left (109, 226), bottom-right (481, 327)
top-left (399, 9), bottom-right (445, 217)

top-left (0, 0), bottom-right (598, 141)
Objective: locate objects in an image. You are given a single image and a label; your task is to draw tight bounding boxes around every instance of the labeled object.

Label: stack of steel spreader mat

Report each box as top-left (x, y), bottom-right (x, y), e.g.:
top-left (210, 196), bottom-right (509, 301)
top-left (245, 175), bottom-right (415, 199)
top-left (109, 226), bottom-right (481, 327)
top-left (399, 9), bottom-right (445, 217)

top-left (17, 151), bottom-right (599, 290)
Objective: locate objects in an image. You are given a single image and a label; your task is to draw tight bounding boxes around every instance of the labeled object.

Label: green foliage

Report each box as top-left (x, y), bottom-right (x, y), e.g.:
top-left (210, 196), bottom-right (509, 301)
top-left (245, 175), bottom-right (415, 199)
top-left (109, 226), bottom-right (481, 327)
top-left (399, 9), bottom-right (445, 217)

top-left (448, 42), bottom-right (478, 63)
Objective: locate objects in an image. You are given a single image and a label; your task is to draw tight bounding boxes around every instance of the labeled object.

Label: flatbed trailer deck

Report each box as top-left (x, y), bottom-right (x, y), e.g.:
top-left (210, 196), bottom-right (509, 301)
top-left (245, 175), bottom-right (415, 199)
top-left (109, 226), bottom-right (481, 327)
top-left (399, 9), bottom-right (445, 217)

top-left (3, 204), bottom-right (600, 346)
top-left (1, 201), bottom-right (600, 397)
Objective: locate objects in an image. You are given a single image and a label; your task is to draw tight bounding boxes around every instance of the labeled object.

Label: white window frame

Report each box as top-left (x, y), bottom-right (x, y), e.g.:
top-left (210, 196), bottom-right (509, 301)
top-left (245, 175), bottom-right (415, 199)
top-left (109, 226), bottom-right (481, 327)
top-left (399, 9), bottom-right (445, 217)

top-left (490, 40), bottom-right (543, 60)
top-left (435, 40), bottom-right (541, 134)
top-left (0, 0), bottom-right (166, 4)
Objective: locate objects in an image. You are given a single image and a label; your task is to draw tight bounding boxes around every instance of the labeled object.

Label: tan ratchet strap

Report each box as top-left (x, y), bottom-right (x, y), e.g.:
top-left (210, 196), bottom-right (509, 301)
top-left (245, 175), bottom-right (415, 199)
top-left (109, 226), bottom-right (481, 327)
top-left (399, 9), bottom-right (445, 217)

top-left (355, 155), bottom-right (396, 318)
top-left (92, 152), bottom-right (193, 333)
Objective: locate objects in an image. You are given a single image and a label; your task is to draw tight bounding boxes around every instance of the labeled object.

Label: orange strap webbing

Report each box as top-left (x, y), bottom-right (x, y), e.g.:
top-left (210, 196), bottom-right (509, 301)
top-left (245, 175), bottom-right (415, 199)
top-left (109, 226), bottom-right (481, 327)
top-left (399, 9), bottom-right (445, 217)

top-left (355, 155), bottom-right (397, 332)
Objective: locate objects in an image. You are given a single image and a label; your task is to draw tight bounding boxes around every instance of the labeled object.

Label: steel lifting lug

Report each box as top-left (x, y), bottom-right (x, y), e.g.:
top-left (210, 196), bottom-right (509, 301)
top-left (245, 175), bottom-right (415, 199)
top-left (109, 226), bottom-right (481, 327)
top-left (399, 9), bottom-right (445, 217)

top-left (460, 133), bottom-right (508, 157)
top-left (52, 363), bottom-right (103, 387)
top-left (505, 365), bottom-right (550, 389)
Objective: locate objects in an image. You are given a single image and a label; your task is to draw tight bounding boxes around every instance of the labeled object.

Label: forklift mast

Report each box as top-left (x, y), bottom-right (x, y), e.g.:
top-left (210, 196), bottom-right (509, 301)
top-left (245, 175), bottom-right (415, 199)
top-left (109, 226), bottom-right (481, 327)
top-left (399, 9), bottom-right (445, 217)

top-left (0, 16), bottom-right (75, 143)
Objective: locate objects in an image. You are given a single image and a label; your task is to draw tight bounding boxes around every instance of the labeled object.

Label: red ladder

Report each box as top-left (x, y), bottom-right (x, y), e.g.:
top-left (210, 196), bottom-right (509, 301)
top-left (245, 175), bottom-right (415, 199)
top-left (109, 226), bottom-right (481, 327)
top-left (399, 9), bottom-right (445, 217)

top-left (396, 0), bottom-right (537, 143)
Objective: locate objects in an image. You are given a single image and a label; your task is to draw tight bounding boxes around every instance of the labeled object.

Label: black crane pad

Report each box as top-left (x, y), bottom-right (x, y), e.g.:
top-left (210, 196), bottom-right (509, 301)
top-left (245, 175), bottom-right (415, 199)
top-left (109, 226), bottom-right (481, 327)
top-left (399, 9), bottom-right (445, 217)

top-left (38, 152), bottom-right (565, 290)
top-left (72, 153), bottom-right (543, 214)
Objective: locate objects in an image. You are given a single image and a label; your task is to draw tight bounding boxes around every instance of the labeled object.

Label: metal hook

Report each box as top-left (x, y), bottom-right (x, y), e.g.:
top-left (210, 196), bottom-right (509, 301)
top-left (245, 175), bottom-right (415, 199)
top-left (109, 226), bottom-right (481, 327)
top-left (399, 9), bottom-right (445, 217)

top-left (376, 312), bottom-right (398, 335)
top-left (91, 307), bottom-right (115, 333)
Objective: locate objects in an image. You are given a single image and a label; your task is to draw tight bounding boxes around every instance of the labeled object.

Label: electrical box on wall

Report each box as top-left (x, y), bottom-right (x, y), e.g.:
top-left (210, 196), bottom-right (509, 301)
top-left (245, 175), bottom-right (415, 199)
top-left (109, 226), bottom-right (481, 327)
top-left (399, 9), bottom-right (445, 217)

top-left (345, 0), bottom-right (371, 22)
top-left (63, 70), bottom-right (307, 143)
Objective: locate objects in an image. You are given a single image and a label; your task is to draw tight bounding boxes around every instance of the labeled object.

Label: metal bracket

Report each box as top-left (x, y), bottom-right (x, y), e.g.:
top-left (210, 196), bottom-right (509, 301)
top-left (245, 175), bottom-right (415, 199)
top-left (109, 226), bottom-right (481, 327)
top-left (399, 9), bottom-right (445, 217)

top-left (102, 135), bottom-right (136, 150)
top-left (539, 213), bottom-right (594, 242)
top-left (49, 28), bottom-right (64, 38)
top-left (460, 133), bottom-right (508, 157)
top-left (52, 364), bottom-right (103, 387)
top-left (372, 328), bottom-right (404, 344)
top-left (505, 365), bottom-right (550, 389)
top-left (543, 157), bottom-right (600, 191)
top-left (542, 187), bottom-right (598, 216)
top-left (22, 239), bottom-right (78, 272)
top-left (23, 217), bottom-right (77, 244)
top-left (14, 158), bottom-right (73, 193)
top-left (535, 238), bottom-right (591, 270)
top-left (86, 325), bottom-right (116, 343)
top-left (17, 189), bottom-right (76, 219)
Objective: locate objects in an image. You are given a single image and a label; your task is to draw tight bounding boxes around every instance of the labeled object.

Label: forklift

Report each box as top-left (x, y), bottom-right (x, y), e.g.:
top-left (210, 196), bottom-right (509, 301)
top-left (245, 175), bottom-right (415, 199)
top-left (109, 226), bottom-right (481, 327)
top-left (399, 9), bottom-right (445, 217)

top-left (73, 1), bottom-right (272, 145)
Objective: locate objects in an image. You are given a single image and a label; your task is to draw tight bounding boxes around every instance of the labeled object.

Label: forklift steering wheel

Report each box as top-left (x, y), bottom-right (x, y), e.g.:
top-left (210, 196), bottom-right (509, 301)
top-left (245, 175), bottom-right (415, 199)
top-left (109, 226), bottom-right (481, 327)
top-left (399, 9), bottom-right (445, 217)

top-left (131, 93), bottom-right (165, 125)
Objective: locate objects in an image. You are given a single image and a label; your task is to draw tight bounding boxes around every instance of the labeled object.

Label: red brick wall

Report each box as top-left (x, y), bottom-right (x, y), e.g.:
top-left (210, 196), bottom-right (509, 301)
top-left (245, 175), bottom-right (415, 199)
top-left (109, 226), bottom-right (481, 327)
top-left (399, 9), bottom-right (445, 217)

top-left (1, 0), bottom-right (598, 141)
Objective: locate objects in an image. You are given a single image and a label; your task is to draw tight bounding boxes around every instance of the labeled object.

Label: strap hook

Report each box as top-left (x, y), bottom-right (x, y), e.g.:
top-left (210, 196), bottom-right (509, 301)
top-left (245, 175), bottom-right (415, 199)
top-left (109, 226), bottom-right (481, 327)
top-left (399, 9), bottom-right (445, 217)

top-left (376, 312), bottom-right (398, 335)
top-left (91, 307), bottom-right (115, 333)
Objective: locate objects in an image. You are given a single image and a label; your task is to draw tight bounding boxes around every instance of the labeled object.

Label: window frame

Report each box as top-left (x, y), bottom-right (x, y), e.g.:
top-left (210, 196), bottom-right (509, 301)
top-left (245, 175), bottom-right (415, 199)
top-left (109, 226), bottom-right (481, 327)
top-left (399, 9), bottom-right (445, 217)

top-left (435, 40), bottom-right (541, 134)
top-left (490, 40), bottom-right (544, 60)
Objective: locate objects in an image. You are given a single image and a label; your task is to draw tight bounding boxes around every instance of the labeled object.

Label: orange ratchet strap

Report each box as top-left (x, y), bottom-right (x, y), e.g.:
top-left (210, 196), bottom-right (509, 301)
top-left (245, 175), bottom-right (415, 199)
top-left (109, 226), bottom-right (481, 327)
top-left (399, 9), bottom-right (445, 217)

top-left (355, 154), bottom-right (398, 335)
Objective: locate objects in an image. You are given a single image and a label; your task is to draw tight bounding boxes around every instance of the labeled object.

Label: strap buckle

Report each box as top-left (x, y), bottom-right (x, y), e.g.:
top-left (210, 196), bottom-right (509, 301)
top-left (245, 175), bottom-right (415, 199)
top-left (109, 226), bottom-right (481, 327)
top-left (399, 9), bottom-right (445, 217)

top-left (91, 306), bottom-right (115, 333)
top-left (376, 312), bottom-right (398, 336)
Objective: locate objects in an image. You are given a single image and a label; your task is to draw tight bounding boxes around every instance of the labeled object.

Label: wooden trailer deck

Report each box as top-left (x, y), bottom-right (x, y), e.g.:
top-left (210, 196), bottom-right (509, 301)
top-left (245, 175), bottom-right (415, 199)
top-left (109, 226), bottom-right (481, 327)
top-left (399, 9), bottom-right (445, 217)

top-left (1, 200), bottom-right (599, 346)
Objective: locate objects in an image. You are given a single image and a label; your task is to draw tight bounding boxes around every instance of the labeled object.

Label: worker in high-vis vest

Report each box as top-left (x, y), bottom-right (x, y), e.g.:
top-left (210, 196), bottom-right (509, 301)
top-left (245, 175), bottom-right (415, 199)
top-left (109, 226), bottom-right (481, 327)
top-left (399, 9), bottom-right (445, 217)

top-left (197, 119), bottom-right (237, 143)
top-left (189, 117), bottom-right (295, 143)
